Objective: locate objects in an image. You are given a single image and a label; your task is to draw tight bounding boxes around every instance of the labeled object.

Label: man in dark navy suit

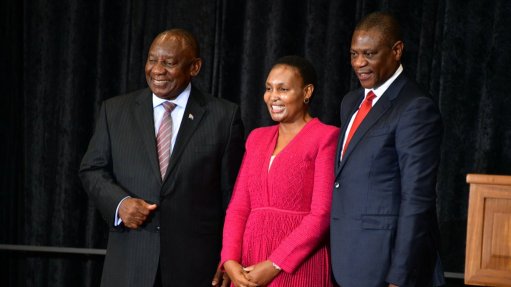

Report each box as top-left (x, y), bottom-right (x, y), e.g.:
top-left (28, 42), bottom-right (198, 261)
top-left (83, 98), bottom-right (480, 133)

top-left (330, 12), bottom-right (445, 287)
top-left (80, 29), bottom-right (243, 287)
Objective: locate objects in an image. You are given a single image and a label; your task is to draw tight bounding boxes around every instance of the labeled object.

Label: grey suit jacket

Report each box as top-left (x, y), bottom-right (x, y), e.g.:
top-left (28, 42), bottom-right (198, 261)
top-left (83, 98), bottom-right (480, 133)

top-left (79, 86), bottom-right (244, 287)
top-left (331, 74), bottom-right (445, 287)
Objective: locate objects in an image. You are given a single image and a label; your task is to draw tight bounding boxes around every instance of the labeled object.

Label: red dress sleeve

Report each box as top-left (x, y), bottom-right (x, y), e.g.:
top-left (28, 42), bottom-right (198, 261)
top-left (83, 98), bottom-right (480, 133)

top-left (268, 126), bottom-right (339, 273)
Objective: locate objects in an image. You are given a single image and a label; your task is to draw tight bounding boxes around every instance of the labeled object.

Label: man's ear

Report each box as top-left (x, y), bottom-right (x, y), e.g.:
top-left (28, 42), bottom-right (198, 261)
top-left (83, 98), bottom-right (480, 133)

top-left (392, 41), bottom-right (404, 61)
top-left (190, 58), bottom-right (202, 77)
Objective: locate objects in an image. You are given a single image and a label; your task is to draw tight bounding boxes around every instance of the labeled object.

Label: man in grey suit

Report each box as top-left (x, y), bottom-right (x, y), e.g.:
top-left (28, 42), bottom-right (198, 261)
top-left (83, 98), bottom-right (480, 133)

top-left (330, 12), bottom-right (445, 287)
top-left (80, 29), bottom-right (243, 287)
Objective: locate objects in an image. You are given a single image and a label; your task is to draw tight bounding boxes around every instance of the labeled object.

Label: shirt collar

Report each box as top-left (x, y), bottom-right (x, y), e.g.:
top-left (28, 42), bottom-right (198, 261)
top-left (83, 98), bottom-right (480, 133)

top-left (152, 83), bottom-right (191, 109)
top-left (365, 64), bottom-right (403, 98)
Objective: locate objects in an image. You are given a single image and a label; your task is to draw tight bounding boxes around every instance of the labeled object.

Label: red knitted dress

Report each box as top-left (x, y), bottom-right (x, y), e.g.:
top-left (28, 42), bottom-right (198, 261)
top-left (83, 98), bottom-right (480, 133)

top-left (221, 118), bottom-right (339, 286)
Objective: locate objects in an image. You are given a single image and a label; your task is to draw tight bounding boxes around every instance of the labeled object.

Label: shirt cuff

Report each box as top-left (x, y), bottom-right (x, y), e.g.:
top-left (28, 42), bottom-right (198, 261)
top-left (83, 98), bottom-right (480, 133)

top-left (114, 196), bottom-right (131, 226)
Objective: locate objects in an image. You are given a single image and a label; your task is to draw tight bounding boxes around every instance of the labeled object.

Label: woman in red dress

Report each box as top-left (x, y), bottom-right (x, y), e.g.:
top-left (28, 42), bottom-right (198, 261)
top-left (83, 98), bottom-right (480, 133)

top-left (220, 56), bottom-right (339, 287)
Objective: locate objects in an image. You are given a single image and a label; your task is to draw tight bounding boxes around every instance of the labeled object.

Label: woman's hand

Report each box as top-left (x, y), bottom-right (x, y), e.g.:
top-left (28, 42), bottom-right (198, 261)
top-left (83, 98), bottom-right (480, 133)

top-left (243, 260), bottom-right (280, 287)
top-left (211, 266), bottom-right (230, 287)
top-left (223, 260), bottom-right (258, 287)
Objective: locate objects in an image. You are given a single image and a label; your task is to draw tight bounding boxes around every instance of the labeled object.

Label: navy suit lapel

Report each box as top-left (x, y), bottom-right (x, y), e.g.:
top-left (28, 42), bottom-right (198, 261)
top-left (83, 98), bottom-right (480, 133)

top-left (134, 89), bottom-right (162, 184)
top-left (162, 86), bottom-right (206, 184)
top-left (336, 74), bottom-right (408, 176)
top-left (339, 95), bottom-right (391, 169)
top-left (335, 92), bottom-right (363, 172)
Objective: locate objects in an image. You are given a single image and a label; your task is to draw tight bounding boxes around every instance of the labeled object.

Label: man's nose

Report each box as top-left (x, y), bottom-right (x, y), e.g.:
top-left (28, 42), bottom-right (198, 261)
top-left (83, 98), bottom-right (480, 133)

top-left (352, 54), bottom-right (367, 68)
top-left (152, 62), bottom-right (166, 74)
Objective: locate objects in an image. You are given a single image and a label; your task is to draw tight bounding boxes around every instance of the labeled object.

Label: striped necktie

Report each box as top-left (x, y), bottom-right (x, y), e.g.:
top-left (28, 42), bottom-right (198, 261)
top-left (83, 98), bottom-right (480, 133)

top-left (157, 102), bottom-right (176, 179)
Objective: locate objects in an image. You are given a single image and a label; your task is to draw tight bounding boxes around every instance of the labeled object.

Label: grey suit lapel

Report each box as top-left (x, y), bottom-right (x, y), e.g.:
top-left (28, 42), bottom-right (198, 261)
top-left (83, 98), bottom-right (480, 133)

top-left (337, 74), bottom-right (407, 176)
top-left (162, 86), bottom-right (206, 184)
top-left (134, 89), bottom-right (162, 184)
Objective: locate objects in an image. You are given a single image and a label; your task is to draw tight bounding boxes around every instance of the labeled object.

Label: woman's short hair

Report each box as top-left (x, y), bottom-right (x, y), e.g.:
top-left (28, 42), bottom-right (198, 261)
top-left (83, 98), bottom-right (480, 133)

top-left (272, 55), bottom-right (317, 87)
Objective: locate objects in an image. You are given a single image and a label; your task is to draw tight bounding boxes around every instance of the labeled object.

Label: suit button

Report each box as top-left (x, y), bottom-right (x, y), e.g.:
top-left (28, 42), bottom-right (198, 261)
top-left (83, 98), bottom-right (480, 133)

top-left (156, 226), bottom-right (160, 232)
top-left (334, 182), bottom-right (340, 188)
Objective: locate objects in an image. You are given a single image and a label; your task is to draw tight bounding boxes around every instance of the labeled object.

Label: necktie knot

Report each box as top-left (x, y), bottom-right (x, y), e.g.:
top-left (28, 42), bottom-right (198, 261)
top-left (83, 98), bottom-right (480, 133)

top-left (162, 101), bottom-right (176, 113)
top-left (365, 91), bottom-right (376, 103)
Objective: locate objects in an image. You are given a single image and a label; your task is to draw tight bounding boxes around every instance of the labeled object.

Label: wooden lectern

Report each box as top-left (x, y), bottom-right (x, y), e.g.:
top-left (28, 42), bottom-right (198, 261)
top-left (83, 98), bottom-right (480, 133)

top-left (465, 174), bottom-right (511, 286)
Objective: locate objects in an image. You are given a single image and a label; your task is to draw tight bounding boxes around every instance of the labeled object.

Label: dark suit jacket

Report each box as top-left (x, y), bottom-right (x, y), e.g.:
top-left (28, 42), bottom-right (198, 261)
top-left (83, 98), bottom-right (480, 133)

top-left (79, 86), bottom-right (244, 287)
top-left (330, 74), bottom-right (445, 287)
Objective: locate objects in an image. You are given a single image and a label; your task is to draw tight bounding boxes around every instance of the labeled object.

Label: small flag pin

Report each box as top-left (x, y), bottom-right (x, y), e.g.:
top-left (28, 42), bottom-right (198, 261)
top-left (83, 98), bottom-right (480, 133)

top-left (188, 113), bottom-right (194, 120)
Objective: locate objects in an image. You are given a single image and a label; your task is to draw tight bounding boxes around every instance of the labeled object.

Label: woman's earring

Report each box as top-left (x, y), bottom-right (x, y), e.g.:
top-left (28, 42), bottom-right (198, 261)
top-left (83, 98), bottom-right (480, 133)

top-left (304, 97), bottom-right (310, 104)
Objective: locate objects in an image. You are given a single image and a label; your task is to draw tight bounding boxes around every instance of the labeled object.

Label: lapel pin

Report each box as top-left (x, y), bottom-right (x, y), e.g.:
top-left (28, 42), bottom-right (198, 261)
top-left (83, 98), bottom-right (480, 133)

top-left (188, 113), bottom-right (194, 120)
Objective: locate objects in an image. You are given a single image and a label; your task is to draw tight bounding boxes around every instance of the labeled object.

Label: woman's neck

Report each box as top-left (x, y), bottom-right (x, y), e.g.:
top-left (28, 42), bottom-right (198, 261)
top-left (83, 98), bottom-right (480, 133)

top-left (278, 114), bottom-right (312, 136)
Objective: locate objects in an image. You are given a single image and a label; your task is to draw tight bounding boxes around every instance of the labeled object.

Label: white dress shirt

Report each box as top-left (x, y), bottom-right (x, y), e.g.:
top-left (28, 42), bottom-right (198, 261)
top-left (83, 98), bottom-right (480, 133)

top-left (152, 83), bottom-right (191, 150)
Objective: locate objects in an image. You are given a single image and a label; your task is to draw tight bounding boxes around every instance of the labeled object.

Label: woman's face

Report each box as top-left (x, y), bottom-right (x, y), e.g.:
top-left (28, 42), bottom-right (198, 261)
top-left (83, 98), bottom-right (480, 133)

top-left (264, 64), bottom-right (311, 123)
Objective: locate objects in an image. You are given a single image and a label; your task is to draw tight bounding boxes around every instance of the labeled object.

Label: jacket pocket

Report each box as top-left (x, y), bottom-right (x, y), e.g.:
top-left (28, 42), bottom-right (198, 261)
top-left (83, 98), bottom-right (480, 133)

top-left (361, 214), bottom-right (397, 230)
top-left (366, 127), bottom-right (390, 137)
top-left (191, 144), bottom-right (217, 153)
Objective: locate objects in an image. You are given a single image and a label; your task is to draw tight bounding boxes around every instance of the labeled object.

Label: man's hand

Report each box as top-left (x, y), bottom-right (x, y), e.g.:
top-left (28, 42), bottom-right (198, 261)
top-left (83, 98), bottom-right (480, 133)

top-left (211, 267), bottom-right (230, 287)
top-left (243, 260), bottom-right (280, 287)
top-left (223, 260), bottom-right (258, 287)
top-left (119, 198), bottom-right (157, 229)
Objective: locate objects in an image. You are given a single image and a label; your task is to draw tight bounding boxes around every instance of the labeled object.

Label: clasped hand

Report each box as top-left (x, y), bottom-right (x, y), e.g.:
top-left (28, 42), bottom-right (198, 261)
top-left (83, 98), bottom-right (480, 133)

top-left (224, 260), bottom-right (280, 287)
top-left (119, 198), bottom-right (157, 229)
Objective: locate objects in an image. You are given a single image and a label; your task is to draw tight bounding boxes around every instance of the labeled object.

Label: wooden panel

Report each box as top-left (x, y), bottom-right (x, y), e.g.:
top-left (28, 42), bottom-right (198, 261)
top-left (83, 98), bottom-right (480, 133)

top-left (490, 213), bottom-right (511, 258)
top-left (482, 201), bottom-right (511, 270)
top-left (465, 174), bottom-right (511, 286)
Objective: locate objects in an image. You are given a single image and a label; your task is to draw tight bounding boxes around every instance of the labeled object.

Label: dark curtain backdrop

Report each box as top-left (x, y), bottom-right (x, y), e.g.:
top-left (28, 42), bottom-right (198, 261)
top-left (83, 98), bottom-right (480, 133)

top-left (2, 0), bottom-right (511, 286)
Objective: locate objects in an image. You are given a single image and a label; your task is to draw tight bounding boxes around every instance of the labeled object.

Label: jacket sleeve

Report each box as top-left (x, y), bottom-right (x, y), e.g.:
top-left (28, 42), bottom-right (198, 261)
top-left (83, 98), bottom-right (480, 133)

top-left (219, 105), bottom-right (245, 211)
top-left (386, 97), bottom-right (443, 285)
top-left (79, 102), bottom-right (129, 227)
